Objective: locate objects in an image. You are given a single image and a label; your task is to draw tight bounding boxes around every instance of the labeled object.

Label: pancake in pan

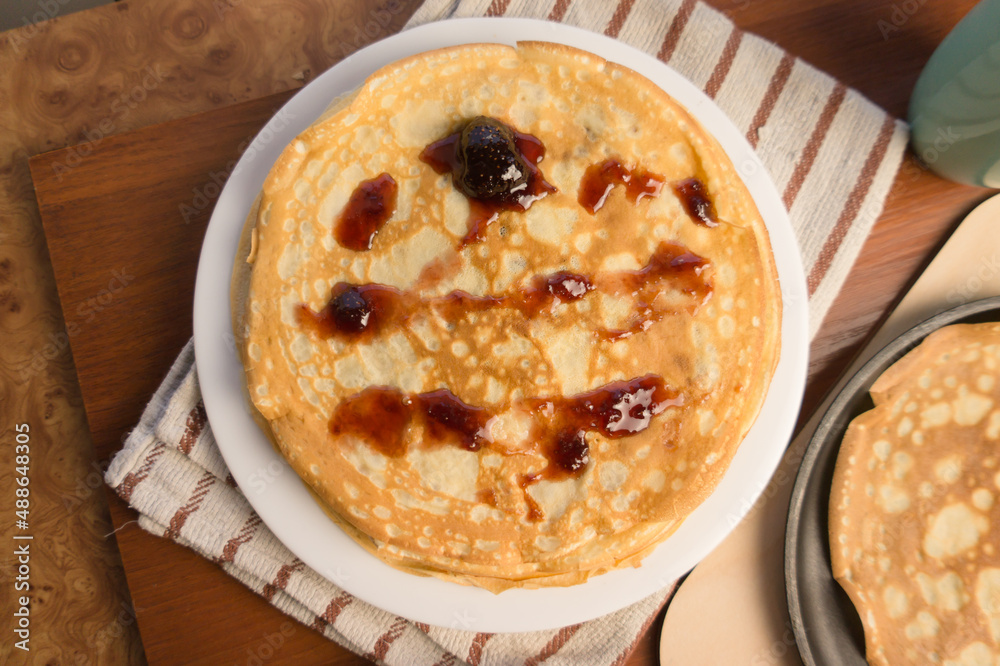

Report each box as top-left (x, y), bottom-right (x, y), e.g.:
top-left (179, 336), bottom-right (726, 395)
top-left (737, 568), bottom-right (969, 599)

top-left (234, 41), bottom-right (782, 591)
top-left (830, 322), bottom-right (1000, 664)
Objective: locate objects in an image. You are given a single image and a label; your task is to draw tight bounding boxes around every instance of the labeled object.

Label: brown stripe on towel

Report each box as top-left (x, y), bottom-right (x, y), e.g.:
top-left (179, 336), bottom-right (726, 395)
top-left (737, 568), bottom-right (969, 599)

top-left (261, 558), bottom-right (306, 601)
top-left (116, 440), bottom-right (166, 501)
top-left (468, 632), bottom-right (494, 665)
top-left (605, 0), bottom-right (636, 37)
top-left (218, 513), bottom-right (263, 563)
top-left (365, 617), bottom-right (410, 662)
top-left (431, 654), bottom-right (457, 666)
top-left (807, 115), bottom-right (896, 294)
top-left (485, 0), bottom-right (510, 17)
top-left (657, 0), bottom-right (697, 63)
top-left (548, 0), bottom-right (572, 21)
top-left (704, 27), bottom-right (743, 99)
top-left (163, 471), bottom-right (216, 540)
top-left (782, 82), bottom-right (846, 210)
top-left (178, 401), bottom-right (208, 455)
top-left (312, 590), bottom-right (355, 633)
top-left (524, 623), bottom-right (583, 665)
top-left (746, 52), bottom-right (795, 148)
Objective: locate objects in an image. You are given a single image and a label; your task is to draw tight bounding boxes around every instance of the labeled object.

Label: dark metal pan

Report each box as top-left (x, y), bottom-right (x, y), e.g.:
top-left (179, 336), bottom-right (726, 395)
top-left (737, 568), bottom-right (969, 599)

top-left (785, 295), bottom-right (1000, 665)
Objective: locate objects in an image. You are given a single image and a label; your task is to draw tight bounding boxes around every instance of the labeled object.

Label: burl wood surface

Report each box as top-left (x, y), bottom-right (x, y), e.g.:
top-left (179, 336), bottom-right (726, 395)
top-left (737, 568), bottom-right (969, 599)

top-left (1, 0), bottom-right (991, 664)
top-left (0, 1), bottom-right (420, 664)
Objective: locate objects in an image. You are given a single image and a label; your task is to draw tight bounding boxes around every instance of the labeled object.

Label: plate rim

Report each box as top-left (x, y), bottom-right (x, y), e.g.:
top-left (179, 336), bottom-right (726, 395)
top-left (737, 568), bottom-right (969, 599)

top-left (784, 295), bottom-right (1000, 665)
top-left (193, 16), bottom-right (809, 632)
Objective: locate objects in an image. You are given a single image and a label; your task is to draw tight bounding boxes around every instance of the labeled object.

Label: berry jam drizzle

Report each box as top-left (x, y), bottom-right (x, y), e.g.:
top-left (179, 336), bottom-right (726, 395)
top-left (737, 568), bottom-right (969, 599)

top-left (298, 272), bottom-right (594, 340)
top-left (327, 376), bottom-right (682, 520)
top-left (420, 118), bottom-right (556, 246)
top-left (329, 386), bottom-right (490, 456)
top-left (672, 177), bottom-right (718, 227)
top-left (517, 375), bottom-right (682, 520)
top-left (598, 242), bottom-right (712, 340)
top-left (297, 243), bottom-right (709, 341)
top-left (578, 158), bottom-right (665, 214)
top-left (334, 173), bottom-right (398, 251)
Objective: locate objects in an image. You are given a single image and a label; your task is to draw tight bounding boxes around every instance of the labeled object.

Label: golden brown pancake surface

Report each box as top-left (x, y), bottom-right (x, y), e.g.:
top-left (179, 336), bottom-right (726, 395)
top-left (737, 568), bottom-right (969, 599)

top-left (831, 322), bottom-right (1000, 664)
top-left (235, 42), bottom-right (781, 591)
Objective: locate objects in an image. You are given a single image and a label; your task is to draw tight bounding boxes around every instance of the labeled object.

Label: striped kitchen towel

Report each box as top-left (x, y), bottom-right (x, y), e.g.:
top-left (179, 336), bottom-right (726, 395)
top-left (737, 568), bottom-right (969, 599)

top-left (106, 0), bottom-right (908, 664)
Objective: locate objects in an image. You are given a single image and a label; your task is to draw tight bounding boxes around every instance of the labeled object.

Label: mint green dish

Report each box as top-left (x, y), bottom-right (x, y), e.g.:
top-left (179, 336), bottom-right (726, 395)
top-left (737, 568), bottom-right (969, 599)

top-left (909, 0), bottom-right (1000, 188)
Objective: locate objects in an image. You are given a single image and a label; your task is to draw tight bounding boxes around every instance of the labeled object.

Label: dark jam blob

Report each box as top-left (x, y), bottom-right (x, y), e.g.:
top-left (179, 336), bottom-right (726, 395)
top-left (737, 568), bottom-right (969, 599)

top-left (551, 430), bottom-right (590, 475)
top-left (419, 117), bottom-right (556, 246)
top-left (578, 159), bottom-right (629, 213)
top-left (431, 271), bottom-right (592, 320)
top-left (326, 286), bottom-right (371, 332)
top-left (516, 271), bottom-right (594, 315)
top-left (626, 170), bottom-right (666, 203)
top-left (456, 117), bottom-right (530, 201)
top-left (297, 282), bottom-right (404, 339)
top-left (334, 173), bottom-right (398, 251)
top-left (300, 269), bottom-right (600, 342)
top-left (463, 200), bottom-right (500, 247)
top-left (543, 272), bottom-right (593, 301)
top-left (329, 386), bottom-right (410, 458)
top-left (578, 158), bottom-right (665, 214)
top-left (415, 389), bottom-right (491, 452)
top-left (513, 131), bottom-right (546, 166)
top-left (673, 177), bottom-right (718, 227)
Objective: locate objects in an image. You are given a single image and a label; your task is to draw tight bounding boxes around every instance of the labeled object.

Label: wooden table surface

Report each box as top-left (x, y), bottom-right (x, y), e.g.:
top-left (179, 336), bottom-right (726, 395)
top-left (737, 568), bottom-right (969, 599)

top-left (0, 0), bottom-right (991, 664)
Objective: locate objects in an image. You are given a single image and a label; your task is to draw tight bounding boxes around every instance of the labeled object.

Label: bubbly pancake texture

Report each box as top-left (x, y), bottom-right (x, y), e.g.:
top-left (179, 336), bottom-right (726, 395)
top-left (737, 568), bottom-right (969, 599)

top-left (831, 322), bottom-right (1000, 665)
top-left (237, 42), bottom-right (781, 591)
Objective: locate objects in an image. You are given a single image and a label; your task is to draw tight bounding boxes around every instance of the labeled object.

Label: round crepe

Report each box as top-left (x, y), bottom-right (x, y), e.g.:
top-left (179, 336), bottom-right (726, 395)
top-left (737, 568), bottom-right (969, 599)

top-left (234, 41), bottom-right (781, 591)
top-left (831, 322), bottom-right (1000, 665)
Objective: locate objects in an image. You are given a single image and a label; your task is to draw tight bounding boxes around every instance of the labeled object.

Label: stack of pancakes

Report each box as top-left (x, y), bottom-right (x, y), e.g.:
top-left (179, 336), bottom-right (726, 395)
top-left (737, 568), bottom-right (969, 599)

top-left (233, 42), bottom-right (781, 591)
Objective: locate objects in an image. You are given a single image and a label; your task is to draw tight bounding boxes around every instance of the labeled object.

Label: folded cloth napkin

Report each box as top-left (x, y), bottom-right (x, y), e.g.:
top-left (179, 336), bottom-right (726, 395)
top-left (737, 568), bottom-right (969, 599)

top-left (106, 0), bottom-right (908, 664)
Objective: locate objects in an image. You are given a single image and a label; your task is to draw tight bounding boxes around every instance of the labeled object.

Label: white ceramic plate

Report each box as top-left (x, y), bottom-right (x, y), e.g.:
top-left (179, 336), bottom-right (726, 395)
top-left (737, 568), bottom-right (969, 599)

top-left (193, 17), bottom-right (809, 633)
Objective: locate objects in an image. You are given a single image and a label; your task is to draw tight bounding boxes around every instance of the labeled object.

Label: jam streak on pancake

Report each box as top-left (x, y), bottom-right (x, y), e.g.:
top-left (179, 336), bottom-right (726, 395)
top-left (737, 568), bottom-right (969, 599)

top-left (334, 173), bottom-right (398, 251)
top-left (598, 243), bottom-right (710, 340)
top-left (328, 376), bottom-right (682, 521)
top-left (672, 177), bottom-right (718, 227)
top-left (330, 386), bottom-right (490, 456)
top-left (297, 242), bottom-right (711, 342)
top-left (578, 158), bottom-right (665, 214)
top-left (518, 375), bottom-right (682, 521)
top-left (420, 117), bottom-right (556, 246)
top-left (577, 160), bottom-right (719, 230)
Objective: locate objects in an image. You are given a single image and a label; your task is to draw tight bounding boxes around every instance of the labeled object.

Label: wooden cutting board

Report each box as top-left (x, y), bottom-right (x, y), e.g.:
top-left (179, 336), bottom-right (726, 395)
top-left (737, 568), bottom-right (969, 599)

top-left (660, 193), bottom-right (1000, 665)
